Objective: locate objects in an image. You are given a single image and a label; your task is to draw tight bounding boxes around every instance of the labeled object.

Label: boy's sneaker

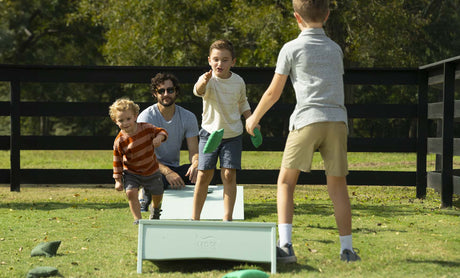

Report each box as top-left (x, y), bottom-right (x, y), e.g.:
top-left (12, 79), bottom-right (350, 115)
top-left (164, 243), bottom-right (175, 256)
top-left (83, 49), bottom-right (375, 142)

top-left (133, 219), bottom-right (140, 225)
top-left (149, 208), bottom-right (162, 220)
top-left (139, 199), bottom-right (147, 212)
top-left (340, 249), bottom-right (361, 262)
top-left (277, 242), bottom-right (297, 264)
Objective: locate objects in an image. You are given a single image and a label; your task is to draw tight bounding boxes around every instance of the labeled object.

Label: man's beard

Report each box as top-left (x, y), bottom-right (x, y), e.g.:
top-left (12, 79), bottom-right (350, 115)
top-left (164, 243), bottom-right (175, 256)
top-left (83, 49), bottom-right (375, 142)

top-left (159, 97), bottom-right (176, 107)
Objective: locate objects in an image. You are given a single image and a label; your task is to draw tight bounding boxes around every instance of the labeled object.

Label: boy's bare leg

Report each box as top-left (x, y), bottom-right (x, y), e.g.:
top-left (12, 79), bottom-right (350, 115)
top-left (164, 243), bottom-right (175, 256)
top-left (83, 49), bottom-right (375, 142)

top-left (277, 167), bottom-right (300, 224)
top-left (126, 188), bottom-right (141, 220)
top-left (191, 169), bottom-right (214, 220)
top-left (221, 168), bottom-right (236, 221)
top-left (151, 194), bottom-right (163, 209)
top-left (326, 176), bottom-right (352, 236)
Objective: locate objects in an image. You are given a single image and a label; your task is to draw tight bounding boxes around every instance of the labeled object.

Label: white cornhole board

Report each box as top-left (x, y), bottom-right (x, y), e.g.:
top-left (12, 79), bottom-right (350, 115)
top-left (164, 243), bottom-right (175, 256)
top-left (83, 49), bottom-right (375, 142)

top-left (137, 220), bottom-right (277, 274)
top-left (161, 185), bottom-right (244, 220)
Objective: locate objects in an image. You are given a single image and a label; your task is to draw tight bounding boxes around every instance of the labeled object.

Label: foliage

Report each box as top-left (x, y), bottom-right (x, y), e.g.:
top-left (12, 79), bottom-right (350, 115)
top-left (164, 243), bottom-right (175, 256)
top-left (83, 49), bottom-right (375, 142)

top-left (1, 0), bottom-right (460, 137)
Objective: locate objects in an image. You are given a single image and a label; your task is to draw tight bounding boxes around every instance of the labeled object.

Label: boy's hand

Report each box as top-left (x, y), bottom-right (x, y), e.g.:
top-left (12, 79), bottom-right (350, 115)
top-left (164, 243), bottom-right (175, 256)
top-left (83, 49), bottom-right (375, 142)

top-left (152, 134), bottom-right (165, 148)
top-left (245, 115), bottom-right (259, 136)
top-left (203, 70), bottom-right (213, 83)
top-left (114, 180), bottom-right (123, 191)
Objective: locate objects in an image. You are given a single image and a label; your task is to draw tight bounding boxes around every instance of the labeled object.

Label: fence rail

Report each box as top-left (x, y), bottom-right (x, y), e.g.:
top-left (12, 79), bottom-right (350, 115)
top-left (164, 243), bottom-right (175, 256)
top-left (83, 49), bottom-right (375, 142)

top-left (0, 64), bottom-right (428, 197)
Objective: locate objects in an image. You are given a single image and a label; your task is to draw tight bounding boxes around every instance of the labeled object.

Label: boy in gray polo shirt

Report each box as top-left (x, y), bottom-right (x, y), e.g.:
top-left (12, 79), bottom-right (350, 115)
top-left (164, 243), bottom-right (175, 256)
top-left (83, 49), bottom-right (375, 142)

top-left (246, 0), bottom-right (360, 264)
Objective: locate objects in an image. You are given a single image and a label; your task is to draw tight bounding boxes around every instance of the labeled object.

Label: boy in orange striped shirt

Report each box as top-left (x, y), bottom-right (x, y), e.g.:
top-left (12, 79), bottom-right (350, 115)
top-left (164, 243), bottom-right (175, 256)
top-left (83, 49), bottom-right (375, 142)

top-left (109, 98), bottom-right (168, 224)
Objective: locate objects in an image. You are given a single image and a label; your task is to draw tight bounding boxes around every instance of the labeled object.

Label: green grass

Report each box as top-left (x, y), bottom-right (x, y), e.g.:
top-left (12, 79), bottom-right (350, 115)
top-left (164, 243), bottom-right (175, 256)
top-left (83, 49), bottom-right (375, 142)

top-left (1, 150), bottom-right (458, 171)
top-left (0, 185), bottom-right (458, 278)
top-left (0, 151), bottom-right (459, 277)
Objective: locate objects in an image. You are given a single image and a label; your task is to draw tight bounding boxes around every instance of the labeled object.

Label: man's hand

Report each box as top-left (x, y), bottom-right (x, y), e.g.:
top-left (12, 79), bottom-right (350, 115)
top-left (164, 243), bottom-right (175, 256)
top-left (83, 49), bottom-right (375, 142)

top-left (165, 171), bottom-right (186, 189)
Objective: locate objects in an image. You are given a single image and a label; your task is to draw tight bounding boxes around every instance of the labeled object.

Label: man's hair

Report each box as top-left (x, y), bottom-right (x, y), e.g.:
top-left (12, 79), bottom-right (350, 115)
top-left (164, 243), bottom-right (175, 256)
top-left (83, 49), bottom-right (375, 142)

top-left (293, 0), bottom-right (329, 23)
top-left (109, 98), bottom-right (140, 122)
top-left (150, 72), bottom-right (181, 95)
top-left (209, 39), bottom-right (235, 59)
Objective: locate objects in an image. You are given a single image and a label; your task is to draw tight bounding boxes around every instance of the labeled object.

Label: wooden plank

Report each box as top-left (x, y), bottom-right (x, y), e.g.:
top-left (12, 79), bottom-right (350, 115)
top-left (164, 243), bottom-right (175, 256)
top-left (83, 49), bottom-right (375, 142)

top-left (427, 138), bottom-right (460, 156)
top-left (427, 101), bottom-right (460, 120)
top-left (13, 169), bottom-right (416, 186)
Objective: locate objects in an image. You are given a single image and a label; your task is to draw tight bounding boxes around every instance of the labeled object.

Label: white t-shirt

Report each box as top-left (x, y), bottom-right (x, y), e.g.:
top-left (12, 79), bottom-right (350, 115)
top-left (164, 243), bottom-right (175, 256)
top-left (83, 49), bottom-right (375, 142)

top-left (193, 72), bottom-right (251, 139)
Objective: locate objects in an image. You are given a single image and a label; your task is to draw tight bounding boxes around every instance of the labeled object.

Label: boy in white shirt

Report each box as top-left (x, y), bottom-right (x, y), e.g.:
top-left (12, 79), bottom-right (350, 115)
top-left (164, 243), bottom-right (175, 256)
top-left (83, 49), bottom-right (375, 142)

top-left (192, 39), bottom-right (252, 221)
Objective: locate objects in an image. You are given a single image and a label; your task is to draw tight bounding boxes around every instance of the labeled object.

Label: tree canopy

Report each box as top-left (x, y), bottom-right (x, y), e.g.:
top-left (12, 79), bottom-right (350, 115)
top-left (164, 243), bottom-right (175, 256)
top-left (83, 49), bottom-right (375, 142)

top-left (0, 0), bottom-right (459, 137)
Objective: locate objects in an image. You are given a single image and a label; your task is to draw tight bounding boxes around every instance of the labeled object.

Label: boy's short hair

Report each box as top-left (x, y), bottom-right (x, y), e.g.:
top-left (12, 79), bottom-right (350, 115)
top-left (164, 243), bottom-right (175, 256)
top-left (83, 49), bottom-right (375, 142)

top-left (209, 39), bottom-right (235, 59)
top-left (293, 0), bottom-right (329, 23)
top-left (150, 72), bottom-right (181, 95)
top-left (109, 98), bottom-right (140, 121)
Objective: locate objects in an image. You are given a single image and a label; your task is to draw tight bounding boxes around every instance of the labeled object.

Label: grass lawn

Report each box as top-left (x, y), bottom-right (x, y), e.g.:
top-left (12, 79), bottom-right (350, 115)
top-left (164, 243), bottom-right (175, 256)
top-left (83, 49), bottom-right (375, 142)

top-left (0, 151), bottom-right (459, 277)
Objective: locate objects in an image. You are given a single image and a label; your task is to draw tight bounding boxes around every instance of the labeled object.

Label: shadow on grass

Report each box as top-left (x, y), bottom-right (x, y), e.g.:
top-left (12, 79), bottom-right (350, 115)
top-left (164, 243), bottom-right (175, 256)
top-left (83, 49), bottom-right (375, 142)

top-left (244, 201), bottom-right (438, 220)
top-left (407, 259), bottom-right (460, 268)
top-left (149, 259), bottom-right (319, 274)
top-left (150, 259), bottom-right (270, 273)
top-left (0, 201), bottom-right (126, 211)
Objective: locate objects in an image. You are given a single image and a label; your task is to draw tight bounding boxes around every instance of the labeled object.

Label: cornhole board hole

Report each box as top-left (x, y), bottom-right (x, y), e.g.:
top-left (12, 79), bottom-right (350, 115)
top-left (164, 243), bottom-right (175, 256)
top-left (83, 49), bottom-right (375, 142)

top-left (137, 220), bottom-right (277, 274)
top-left (161, 185), bottom-right (244, 220)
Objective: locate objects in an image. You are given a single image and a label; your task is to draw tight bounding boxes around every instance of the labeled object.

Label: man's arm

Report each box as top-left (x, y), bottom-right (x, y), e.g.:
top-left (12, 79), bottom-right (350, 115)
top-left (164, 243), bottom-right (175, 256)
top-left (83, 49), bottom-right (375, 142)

top-left (158, 162), bottom-right (185, 189)
top-left (185, 135), bottom-right (199, 183)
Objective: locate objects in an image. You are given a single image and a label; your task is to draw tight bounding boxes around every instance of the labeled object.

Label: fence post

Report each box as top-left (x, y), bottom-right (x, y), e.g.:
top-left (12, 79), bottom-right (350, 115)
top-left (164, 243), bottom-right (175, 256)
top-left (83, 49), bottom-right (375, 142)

top-left (440, 62), bottom-right (455, 207)
top-left (416, 69), bottom-right (428, 199)
top-left (10, 81), bottom-right (20, 192)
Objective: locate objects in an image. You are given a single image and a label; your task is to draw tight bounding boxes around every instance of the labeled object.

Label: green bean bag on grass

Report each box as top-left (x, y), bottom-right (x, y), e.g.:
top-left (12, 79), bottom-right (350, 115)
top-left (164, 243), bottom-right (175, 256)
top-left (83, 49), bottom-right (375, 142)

top-left (30, 241), bottom-right (61, 257)
top-left (26, 266), bottom-right (59, 278)
top-left (222, 269), bottom-right (269, 278)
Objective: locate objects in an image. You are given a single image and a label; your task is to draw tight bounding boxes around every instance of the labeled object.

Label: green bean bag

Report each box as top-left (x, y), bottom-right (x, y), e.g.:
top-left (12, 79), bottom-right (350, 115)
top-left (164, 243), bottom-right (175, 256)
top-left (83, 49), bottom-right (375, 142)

top-left (203, 128), bottom-right (224, 153)
top-left (250, 127), bottom-right (263, 148)
top-left (26, 266), bottom-right (59, 278)
top-left (222, 269), bottom-right (269, 278)
top-left (30, 241), bottom-right (61, 257)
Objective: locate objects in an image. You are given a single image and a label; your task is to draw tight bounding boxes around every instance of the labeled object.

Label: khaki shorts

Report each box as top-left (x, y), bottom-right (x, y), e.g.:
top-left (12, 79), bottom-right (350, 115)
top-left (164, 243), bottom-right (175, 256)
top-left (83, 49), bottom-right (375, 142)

top-left (281, 122), bottom-right (348, 176)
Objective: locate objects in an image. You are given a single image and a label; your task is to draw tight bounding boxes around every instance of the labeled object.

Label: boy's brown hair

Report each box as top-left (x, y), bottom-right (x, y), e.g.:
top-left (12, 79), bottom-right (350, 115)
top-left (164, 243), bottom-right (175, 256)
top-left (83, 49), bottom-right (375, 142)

top-left (109, 98), bottom-right (140, 122)
top-left (293, 0), bottom-right (329, 23)
top-left (209, 39), bottom-right (235, 59)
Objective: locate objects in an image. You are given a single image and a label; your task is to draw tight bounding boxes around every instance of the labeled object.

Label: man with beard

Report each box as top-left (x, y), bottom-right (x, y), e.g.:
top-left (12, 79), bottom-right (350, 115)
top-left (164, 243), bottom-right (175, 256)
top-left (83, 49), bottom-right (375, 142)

top-left (137, 73), bottom-right (199, 212)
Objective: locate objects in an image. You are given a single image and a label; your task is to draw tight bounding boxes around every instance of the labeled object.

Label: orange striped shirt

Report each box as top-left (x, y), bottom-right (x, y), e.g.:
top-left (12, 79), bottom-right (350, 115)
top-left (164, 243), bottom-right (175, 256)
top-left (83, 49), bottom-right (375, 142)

top-left (112, 122), bottom-right (168, 179)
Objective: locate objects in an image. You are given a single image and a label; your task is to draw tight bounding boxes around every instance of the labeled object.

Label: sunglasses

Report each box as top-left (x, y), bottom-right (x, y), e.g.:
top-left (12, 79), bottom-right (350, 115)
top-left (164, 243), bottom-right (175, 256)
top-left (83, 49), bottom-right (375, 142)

top-left (157, 87), bottom-right (175, 95)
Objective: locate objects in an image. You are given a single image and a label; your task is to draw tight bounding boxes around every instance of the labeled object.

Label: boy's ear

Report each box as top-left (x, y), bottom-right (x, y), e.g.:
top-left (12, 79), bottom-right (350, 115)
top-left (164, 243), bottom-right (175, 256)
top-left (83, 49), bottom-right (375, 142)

top-left (293, 12), bottom-right (303, 24)
top-left (324, 9), bottom-right (330, 23)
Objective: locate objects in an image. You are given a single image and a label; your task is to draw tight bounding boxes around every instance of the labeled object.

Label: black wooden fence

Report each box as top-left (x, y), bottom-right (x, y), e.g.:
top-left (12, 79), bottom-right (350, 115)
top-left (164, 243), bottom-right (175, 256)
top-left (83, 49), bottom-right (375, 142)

top-left (420, 56), bottom-right (460, 207)
top-left (0, 60), bottom-right (456, 206)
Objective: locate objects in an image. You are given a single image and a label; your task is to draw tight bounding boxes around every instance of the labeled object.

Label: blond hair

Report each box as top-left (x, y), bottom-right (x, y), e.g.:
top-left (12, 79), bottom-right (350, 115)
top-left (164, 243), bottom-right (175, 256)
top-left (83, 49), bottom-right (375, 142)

top-left (109, 98), bottom-right (140, 122)
top-left (293, 0), bottom-right (329, 23)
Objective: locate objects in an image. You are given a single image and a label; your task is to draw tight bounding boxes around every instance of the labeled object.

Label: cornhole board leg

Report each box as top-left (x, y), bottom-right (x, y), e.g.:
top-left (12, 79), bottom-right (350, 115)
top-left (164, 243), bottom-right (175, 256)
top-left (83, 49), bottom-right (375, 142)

top-left (137, 220), bottom-right (277, 274)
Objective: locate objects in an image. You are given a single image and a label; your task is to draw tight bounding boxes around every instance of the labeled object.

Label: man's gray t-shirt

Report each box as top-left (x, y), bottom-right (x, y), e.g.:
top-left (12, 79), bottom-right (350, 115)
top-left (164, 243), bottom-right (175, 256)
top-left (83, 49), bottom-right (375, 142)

top-left (137, 104), bottom-right (199, 168)
top-left (275, 28), bottom-right (347, 131)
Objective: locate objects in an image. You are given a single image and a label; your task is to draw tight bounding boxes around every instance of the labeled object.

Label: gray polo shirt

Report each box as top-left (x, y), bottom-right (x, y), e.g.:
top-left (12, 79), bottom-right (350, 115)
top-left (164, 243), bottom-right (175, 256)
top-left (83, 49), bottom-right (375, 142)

top-left (275, 28), bottom-right (347, 131)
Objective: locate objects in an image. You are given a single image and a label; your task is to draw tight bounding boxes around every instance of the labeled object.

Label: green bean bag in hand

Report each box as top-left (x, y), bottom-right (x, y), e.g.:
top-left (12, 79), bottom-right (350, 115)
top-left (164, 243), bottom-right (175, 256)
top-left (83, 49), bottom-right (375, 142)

top-left (250, 127), bottom-right (263, 148)
top-left (203, 128), bottom-right (224, 153)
